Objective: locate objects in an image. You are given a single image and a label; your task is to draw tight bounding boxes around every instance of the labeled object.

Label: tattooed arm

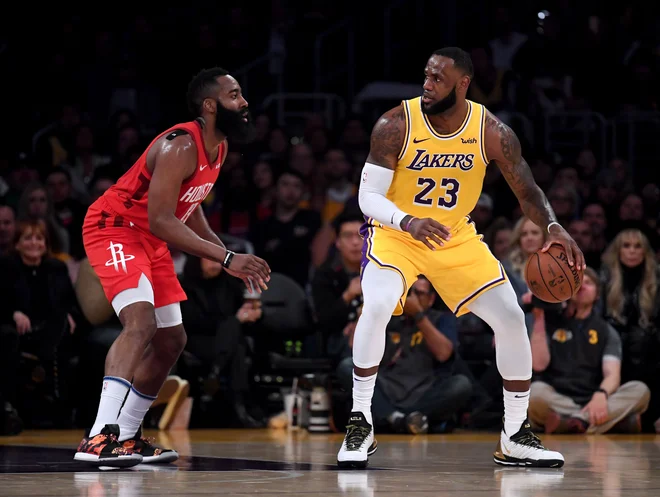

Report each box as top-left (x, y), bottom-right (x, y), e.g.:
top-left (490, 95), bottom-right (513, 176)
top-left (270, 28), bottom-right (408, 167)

top-left (359, 106), bottom-right (450, 249)
top-left (484, 111), bottom-right (585, 269)
top-left (365, 106), bottom-right (406, 170)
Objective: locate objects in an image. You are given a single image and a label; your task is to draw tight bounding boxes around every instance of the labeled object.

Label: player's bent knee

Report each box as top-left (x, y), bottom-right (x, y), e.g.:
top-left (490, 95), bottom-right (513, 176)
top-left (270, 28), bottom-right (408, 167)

top-left (166, 325), bottom-right (187, 356)
top-left (362, 297), bottom-right (399, 321)
top-left (111, 273), bottom-right (155, 317)
top-left (119, 302), bottom-right (158, 343)
top-left (155, 303), bottom-right (183, 328)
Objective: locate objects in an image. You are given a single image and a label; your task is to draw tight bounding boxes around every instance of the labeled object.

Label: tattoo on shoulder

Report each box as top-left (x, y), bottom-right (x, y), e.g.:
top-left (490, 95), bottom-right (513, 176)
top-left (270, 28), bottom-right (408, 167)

top-left (485, 113), bottom-right (521, 165)
top-left (485, 113), bottom-right (536, 194)
top-left (368, 106), bottom-right (405, 167)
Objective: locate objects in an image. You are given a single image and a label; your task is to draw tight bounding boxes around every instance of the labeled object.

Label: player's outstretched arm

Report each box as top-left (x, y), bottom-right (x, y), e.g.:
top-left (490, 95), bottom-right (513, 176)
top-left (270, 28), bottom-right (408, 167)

top-left (359, 106), bottom-right (450, 250)
top-left (148, 137), bottom-right (270, 290)
top-left (484, 112), bottom-right (585, 269)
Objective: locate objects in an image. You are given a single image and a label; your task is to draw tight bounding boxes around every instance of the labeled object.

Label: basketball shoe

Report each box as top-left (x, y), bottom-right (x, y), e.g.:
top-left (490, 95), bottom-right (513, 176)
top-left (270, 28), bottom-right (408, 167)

top-left (121, 426), bottom-right (179, 463)
top-left (337, 412), bottom-right (378, 469)
top-left (494, 418), bottom-right (564, 468)
top-left (74, 424), bottom-right (142, 467)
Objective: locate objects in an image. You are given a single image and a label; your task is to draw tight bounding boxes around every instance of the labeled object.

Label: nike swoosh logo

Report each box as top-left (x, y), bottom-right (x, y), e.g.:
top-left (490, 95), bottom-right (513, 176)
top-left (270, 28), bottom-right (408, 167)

top-left (514, 394), bottom-right (529, 398)
top-left (200, 164), bottom-right (208, 171)
top-left (413, 137), bottom-right (430, 143)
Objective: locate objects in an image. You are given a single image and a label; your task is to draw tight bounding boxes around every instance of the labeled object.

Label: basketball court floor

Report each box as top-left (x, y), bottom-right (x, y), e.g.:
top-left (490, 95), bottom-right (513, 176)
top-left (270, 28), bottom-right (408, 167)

top-left (1, 429), bottom-right (659, 496)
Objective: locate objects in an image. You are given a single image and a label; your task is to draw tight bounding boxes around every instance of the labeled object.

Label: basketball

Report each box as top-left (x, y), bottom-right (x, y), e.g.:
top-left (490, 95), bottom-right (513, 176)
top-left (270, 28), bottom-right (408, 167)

top-left (524, 244), bottom-right (583, 303)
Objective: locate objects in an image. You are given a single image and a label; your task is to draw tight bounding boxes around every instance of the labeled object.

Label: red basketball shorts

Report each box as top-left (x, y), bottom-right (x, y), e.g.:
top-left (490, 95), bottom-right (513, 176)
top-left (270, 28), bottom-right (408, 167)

top-left (82, 202), bottom-right (186, 312)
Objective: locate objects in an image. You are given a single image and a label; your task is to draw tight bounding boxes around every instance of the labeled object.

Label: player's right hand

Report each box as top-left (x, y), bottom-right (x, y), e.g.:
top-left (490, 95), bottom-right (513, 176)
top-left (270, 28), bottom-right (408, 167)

top-left (225, 253), bottom-right (271, 292)
top-left (406, 217), bottom-right (451, 250)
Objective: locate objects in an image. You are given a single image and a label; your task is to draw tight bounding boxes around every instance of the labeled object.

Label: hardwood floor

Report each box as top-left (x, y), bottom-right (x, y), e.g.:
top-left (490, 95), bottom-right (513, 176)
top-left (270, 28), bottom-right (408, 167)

top-left (1, 429), bottom-right (658, 496)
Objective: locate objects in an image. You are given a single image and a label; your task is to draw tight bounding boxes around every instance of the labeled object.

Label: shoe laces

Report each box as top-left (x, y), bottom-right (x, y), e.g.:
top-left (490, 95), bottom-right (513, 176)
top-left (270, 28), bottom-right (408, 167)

top-left (140, 436), bottom-right (155, 445)
top-left (345, 424), bottom-right (370, 451)
top-left (514, 430), bottom-right (545, 450)
top-left (107, 433), bottom-right (118, 442)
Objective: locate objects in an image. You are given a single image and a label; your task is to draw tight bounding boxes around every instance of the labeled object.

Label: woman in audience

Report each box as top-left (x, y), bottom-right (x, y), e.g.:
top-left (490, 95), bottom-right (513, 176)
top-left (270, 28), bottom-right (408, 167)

top-left (503, 215), bottom-right (547, 335)
top-left (484, 216), bottom-right (513, 261)
top-left (0, 220), bottom-right (79, 431)
top-left (601, 229), bottom-right (660, 431)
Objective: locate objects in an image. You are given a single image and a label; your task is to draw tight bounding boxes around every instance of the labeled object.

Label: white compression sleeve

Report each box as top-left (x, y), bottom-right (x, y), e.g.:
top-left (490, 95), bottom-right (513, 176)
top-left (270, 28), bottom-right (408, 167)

top-left (358, 163), bottom-right (410, 231)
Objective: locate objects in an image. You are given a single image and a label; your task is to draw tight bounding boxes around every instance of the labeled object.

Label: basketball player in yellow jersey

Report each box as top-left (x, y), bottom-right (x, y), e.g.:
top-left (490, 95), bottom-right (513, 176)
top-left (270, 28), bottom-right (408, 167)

top-left (337, 47), bottom-right (586, 469)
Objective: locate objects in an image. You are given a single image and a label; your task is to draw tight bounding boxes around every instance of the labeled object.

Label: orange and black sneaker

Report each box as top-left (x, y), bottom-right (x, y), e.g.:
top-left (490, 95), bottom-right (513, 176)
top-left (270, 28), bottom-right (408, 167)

top-left (74, 424), bottom-right (143, 467)
top-left (122, 426), bottom-right (179, 464)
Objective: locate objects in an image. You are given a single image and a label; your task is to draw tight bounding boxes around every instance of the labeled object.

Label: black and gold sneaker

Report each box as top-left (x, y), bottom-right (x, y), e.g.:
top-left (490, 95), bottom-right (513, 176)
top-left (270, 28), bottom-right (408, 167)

top-left (337, 412), bottom-right (378, 469)
top-left (494, 418), bottom-right (564, 468)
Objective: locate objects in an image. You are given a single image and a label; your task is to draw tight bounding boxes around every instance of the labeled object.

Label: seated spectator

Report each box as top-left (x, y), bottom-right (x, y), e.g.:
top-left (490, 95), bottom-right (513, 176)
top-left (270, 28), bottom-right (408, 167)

top-left (250, 169), bottom-right (321, 288)
top-left (529, 268), bottom-right (650, 434)
top-left (45, 167), bottom-right (87, 260)
top-left (17, 182), bottom-right (70, 260)
top-left (338, 276), bottom-right (472, 434)
top-left (600, 229), bottom-right (660, 431)
top-left (179, 256), bottom-right (264, 428)
top-left (483, 216), bottom-right (512, 261)
top-left (0, 219), bottom-right (79, 431)
top-left (311, 209), bottom-right (364, 369)
top-left (504, 216), bottom-right (547, 335)
top-left (0, 204), bottom-right (16, 256)
top-left (568, 218), bottom-right (601, 271)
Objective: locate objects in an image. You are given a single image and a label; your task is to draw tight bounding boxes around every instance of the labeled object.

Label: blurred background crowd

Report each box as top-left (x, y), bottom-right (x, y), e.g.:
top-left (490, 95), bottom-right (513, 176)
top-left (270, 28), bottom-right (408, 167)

top-left (0, 1), bottom-right (659, 436)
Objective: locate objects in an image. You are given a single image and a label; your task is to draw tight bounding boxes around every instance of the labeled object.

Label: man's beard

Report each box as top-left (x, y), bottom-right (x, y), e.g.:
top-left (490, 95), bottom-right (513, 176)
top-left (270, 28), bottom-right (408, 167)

top-left (422, 85), bottom-right (457, 115)
top-left (215, 102), bottom-right (256, 144)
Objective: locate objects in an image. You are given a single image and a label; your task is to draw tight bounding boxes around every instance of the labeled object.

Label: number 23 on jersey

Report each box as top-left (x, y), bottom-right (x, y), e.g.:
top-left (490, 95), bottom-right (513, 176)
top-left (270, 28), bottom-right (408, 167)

top-left (413, 177), bottom-right (460, 209)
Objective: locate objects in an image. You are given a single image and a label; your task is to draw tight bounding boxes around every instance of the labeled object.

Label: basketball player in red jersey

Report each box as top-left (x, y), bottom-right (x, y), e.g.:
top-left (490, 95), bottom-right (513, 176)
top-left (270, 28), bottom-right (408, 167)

top-left (74, 68), bottom-right (271, 467)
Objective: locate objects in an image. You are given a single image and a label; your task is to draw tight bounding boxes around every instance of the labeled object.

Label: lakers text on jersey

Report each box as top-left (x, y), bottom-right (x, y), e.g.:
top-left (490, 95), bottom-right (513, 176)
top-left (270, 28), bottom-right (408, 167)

top-left (361, 98), bottom-right (507, 316)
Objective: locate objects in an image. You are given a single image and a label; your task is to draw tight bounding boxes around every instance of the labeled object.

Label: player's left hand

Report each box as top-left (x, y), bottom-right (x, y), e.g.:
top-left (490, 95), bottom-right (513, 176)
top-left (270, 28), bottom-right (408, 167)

top-left (542, 224), bottom-right (586, 270)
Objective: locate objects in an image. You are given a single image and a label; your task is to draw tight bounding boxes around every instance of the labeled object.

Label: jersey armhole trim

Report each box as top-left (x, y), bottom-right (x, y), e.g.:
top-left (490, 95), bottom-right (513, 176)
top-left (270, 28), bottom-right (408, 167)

top-left (397, 101), bottom-right (412, 161)
top-left (480, 106), bottom-right (490, 165)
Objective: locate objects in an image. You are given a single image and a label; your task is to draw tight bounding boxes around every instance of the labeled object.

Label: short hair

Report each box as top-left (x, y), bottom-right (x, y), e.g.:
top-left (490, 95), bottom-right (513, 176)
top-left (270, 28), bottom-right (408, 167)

top-left (332, 207), bottom-right (364, 235)
top-left (432, 47), bottom-right (474, 78)
top-left (186, 67), bottom-right (230, 117)
top-left (46, 165), bottom-right (71, 182)
top-left (276, 168), bottom-right (305, 185)
top-left (14, 219), bottom-right (49, 251)
top-left (583, 267), bottom-right (601, 298)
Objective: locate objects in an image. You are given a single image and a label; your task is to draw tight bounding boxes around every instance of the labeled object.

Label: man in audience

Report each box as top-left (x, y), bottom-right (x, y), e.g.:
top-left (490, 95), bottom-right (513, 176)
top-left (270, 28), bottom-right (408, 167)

top-left (311, 208), bottom-right (364, 371)
top-left (338, 276), bottom-right (472, 434)
top-left (250, 169), bottom-right (321, 288)
top-left (0, 205), bottom-right (15, 256)
top-left (529, 268), bottom-right (650, 434)
top-left (568, 219), bottom-right (600, 270)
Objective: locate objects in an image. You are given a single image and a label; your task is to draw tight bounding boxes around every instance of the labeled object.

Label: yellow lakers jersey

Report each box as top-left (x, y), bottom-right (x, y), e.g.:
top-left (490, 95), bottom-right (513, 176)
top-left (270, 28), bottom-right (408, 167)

top-left (388, 97), bottom-right (489, 231)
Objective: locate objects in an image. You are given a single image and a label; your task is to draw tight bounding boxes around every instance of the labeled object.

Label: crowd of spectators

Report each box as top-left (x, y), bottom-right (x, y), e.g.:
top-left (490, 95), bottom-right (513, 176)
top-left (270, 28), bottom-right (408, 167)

top-left (0, 3), bottom-right (659, 435)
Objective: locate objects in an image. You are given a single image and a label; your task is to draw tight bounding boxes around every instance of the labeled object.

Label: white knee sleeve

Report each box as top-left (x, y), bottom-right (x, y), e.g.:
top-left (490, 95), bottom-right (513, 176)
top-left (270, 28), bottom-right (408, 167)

top-left (155, 303), bottom-right (183, 328)
top-left (468, 281), bottom-right (532, 381)
top-left (111, 273), bottom-right (154, 316)
top-left (352, 263), bottom-right (404, 369)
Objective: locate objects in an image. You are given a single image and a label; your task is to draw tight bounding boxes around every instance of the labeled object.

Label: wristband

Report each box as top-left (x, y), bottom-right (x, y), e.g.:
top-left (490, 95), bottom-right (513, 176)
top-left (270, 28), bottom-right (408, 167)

top-left (596, 388), bottom-right (609, 399)
top-left (222, 250), bottom-right (235, 268)
top-left (404, 217), bottom-right (416, 232)
top-left (547, 221), bottom-right (561, 233)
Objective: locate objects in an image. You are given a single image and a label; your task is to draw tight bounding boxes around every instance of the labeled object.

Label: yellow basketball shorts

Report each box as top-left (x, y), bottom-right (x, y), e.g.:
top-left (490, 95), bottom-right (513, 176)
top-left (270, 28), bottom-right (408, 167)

top-left (360, 218), bottom-right (508, 316)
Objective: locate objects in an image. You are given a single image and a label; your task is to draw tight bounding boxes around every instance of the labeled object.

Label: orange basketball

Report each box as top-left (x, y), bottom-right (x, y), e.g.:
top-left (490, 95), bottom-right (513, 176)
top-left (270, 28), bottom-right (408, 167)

top-left (524, 244), bottom-right (583, 303)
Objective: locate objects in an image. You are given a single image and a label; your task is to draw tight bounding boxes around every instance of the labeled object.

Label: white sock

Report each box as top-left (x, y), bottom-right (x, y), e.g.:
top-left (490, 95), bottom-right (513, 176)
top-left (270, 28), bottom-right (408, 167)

top-left (503, 388), bottom-right (530, 436)
top-left (351, 371), bottom-right (376, 426)
top-left (117, 386), bottom-right (157, 441)
top-left (89, 376), bottom-right (131, 437)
